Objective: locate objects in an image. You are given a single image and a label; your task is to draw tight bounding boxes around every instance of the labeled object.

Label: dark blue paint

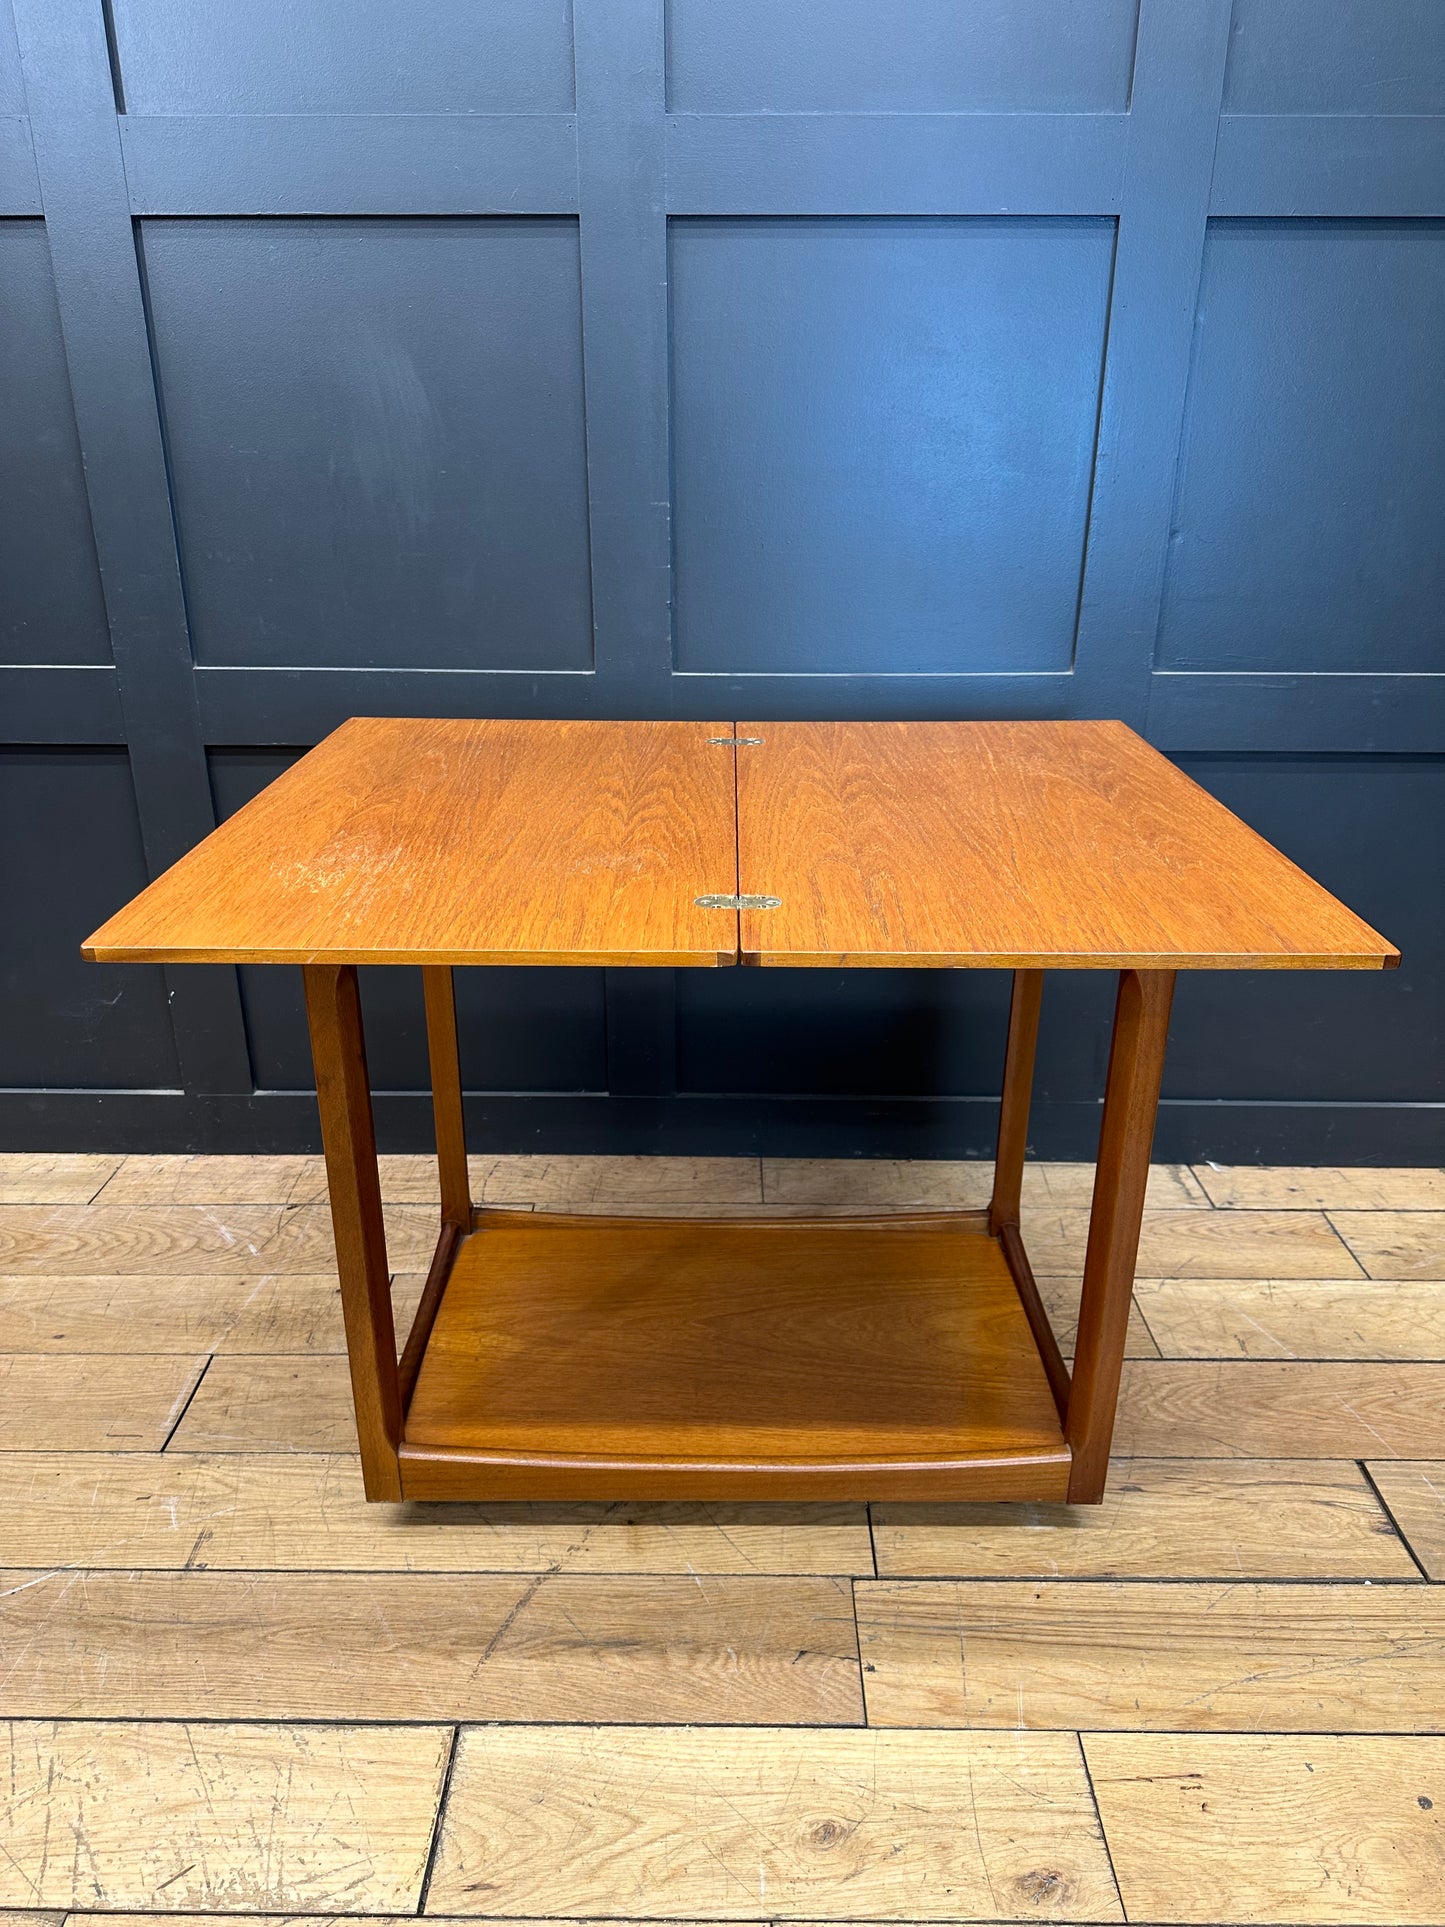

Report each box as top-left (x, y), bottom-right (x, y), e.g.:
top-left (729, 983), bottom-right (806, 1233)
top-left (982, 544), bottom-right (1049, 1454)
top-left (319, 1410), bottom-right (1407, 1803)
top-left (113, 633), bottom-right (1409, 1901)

top-left (670, 217), bottom-right (1115, 675)
top-left (1159, 221), bottom-right (1445, 673)
top-left (668, 0), bottom-right (1139, 113)
top-left (140, 218), bottom-right (594, 672)
top-left (1224, 0), bottom-right (1445, 114)
top-left (0, 221), bottom-right (111, 665)
top-left (0, 751), bottom-right (180, 1088)
top-left (1165, 756), bottom-right (1445, 1105)
top-left (110, 0), bottom-right (576, 114)
top-left (3, 0), bottom-right (1442, 1158)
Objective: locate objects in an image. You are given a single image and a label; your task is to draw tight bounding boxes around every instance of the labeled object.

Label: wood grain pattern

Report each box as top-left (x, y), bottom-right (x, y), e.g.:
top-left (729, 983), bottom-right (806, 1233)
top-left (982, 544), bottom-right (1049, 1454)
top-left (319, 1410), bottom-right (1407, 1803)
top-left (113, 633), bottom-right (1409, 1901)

top-left (735, 720), bottom-right (1397, 968)
top-left (165, 1354), bottom-right (357, 1454)
top-left (87, 1153), bottom-right (770, 1207)
top-left (82, 717), bottom-right (740, 966)
top-left (0, 1453), bottom-right (874, 1573)
top-left (402, 1211), bottom-right (1067, 1489)
top-left (1114, 1360), bottom-right (1445, 1458)
top-left (0, 1353), bottom-right (204, 1451)
top-left (0, 1153), bottom-right (120, 1204)
top-left (762, 1160), bottom-right (1208, 1210)
top-left (1026, 1206), bottom-right (1364, 1279)
top-left (988, 969), bottom-right (1042, 1233)
top-left (305, 962), bottom-right (402, 1498)
top-left (0, 1201), bottom-right (436, 1273)
top-left (1066, 969), bottom-right (1173, 1501)
top-left (68, 1918), bottom-right (717, 1927)
top-left (91, 1154), bottom-right (331, 1205)
top-left (871, 1459), bottom-right (1416, 1579)
top-left (0, 1273), bottom-right (422, 1355)
top-left (1085, 1734), bottom-right (1445, 1925)
top-left (1192, 1164), bottom-right (1445, 1209)
top-left (0, 1571), bottom-right (862, 1724)
top-left (475, 1153), bottom-right (765, 1207)
top-left (1035, 1279), bottom-right (1159, 1359)
top-left (1331, 1210), bottom-right (1445, 1280)
top-left (423, 965), bottom-right (471, 1230)
top-left (1366, 1463), bottom-right (1445, 1580)
top-left (0, 1721), bottom-right (451, 1910)
top-left (856, 1580), bottom-right (1445, 1730)
top-left (428, 1726), bottom-right (1121, 1920)
top-left (1135, 1275), bottom-right (1445, 1359)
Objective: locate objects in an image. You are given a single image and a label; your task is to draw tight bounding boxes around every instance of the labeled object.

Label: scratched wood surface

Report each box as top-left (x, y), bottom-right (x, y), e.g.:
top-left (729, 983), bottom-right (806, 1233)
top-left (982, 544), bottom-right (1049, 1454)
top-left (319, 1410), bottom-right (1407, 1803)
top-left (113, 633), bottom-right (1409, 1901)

top-left (735, 720), bottom-right (1398, 968)
top-left (82, 718), bottom-right (741, 966)
top-left (1, 1153), bottom-right (1441, 1922)
top-left (81, 719), bottom-right (1395, 973)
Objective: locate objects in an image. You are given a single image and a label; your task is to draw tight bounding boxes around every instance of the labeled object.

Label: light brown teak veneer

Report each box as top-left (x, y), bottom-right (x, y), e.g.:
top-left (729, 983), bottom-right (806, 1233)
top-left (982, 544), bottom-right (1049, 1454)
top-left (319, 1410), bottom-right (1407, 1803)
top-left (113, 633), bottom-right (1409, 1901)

top-left (83, 716), bottom-right (740, 967)
top-left (735, 719), bottom-right (1396, 969)
top-left (400, 1210), bottom-right (1070, 1500)
top-left (82, 717), bottom-right (1397, 1506)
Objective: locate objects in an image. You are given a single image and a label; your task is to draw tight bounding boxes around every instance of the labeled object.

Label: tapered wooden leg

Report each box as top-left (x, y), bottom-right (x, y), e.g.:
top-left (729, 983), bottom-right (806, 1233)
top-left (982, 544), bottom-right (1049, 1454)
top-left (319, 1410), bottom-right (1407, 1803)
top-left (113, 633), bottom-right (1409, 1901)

top-left (423, 965), bottom-right (471, 1231)
top-left (304, 963), bottom-right (402, 1500)
top-left (1066, 968), bottom-right (1175, 1502)
top-left (989, 969), bottom-right (1044, 1234)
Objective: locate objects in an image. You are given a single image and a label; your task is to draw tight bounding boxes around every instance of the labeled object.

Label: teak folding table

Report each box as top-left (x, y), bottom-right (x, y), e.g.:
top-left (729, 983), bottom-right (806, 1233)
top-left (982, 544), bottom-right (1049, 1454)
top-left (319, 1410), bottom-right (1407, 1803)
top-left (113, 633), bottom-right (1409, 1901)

top-left (84, 717), bottom-right (1397, 1506)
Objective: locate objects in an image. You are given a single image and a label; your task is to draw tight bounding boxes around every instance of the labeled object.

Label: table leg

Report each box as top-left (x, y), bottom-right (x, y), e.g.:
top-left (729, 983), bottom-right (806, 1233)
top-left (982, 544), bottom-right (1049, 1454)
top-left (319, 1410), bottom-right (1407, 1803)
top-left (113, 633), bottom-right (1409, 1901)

top-left (423, 965), bottom-right (471, 1230)
top-left (989, 968), bottom-right (1044, 1234)
top-left (1066, 967), bottom-right (1175, 1502)
top-left (304, 962), bottom-right (402, 1500)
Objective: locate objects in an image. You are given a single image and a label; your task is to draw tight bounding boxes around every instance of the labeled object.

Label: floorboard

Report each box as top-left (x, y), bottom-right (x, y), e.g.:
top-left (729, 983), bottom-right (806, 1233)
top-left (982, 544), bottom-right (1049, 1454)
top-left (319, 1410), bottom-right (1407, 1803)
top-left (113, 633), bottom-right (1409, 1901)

top-left (427, 1725), bottom-right (1121, 1919)
top-left (0, 1721), bottom-right (451, 1911)
top-left (1085, 1733), bottom-right (1445, 1925)
top-left (0, 1571), bottom-right (862, 1724)
top-left (1, 1153), bottom-right (1440, 1922)
top-left (856, 1579), bottom-right (1444, 1729)
top-left (0, 1452), bottom-right (874, 1573)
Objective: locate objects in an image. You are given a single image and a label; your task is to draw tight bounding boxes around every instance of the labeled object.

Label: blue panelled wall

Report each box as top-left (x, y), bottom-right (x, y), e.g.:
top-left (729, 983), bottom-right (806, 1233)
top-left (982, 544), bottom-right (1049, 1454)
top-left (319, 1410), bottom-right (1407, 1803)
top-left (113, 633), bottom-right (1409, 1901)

top-left (3, 0), bottom-right (1442, 1161)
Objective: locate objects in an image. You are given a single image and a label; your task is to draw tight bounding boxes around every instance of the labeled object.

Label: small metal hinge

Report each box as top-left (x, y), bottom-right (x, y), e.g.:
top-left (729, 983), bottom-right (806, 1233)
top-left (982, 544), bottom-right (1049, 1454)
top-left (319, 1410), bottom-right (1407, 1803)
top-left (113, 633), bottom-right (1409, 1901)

top-left (707, 735), bottom-right (763, 746)
top-left (695, 893), bottom-right (781, 910)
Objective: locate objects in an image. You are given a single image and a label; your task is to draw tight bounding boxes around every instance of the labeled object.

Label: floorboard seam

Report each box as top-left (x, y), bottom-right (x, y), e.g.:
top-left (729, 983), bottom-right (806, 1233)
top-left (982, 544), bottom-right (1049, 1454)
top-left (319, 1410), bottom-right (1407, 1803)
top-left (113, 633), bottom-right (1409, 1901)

top-left (1359, 1458), bottom-right (1434, 1582)
top-left (1073, 1729), bottom-right (1128, 1923)
top-left (157, 1353), bottom-right (214, 1453)
top-left (414, 1722), bottom-right (460, 1916)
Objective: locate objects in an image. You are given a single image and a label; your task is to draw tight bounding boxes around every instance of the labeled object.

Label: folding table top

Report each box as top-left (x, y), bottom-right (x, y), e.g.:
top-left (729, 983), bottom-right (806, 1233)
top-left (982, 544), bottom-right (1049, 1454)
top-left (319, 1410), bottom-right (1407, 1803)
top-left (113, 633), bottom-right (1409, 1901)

top-left (83, 716), bottom-right (1396, 971)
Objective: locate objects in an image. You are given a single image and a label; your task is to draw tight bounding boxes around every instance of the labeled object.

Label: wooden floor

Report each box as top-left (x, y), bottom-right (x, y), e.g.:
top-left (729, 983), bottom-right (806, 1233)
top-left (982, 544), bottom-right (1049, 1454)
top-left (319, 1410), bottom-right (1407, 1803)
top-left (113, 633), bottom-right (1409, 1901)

top-left (1, 1152), bottom-right (1443, 1925)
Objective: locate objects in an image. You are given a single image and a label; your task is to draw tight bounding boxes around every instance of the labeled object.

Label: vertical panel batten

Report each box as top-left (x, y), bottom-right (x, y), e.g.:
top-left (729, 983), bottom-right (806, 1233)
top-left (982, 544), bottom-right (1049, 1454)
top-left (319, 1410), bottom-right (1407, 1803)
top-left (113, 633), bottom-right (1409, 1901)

top-left (1072, 0), bottom-right (1235, 725)
top-left (573, 0), bottom-right (671, 710)
top-left (12, 0), bottom-right (251, 1096)
top-left (575, 0), bottom-right (680, 1095)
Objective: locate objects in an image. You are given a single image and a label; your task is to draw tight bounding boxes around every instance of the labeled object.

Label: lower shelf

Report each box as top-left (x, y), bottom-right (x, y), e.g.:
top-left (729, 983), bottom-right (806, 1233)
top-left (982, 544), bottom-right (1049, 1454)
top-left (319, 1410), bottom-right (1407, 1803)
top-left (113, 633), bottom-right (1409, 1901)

top-left (396, 1208), bottom-right (1072, 1501)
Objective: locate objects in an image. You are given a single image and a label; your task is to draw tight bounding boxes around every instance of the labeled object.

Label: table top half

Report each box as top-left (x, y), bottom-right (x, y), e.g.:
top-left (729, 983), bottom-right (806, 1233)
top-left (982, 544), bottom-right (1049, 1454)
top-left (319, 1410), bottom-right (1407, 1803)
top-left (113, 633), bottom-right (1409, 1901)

top-left (82, 717), bottom-right (1397, 972)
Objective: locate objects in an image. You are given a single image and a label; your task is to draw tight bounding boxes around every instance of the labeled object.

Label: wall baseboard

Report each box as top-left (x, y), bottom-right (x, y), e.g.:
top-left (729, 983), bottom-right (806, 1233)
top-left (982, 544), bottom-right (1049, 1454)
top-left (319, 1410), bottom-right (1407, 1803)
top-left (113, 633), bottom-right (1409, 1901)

top-left (1, 1089), bottom-right (1439, 1166)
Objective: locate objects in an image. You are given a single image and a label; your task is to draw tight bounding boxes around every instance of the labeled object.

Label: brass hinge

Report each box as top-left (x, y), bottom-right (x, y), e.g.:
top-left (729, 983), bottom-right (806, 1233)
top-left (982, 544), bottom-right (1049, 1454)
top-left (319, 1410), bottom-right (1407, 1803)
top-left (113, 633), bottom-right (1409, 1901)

top-left (707, 735), bottom-right (763, 746)
top-left (695, 893), bottom-right (780, 910)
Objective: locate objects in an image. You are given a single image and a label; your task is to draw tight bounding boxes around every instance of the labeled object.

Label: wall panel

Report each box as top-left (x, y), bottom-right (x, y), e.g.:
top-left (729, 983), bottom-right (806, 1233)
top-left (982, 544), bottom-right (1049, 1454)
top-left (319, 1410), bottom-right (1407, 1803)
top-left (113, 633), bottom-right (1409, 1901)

top-left (668, 0), bottom-right (1139, 112)
top-left (0, 221), bottom-right (111, 665)
top-left (1224, 0), bottom-right (1445, 114)
top-left (1164, 755), bottom-right (1444, 1105)
top-left (4, 0), bottom-right (1441, 1159)
top-left (110, 0), bottom-right (575, 114)
top-left (140, 218), bottom-right (593, 673)
top-left (1158, 220), bottom-right (1445, 673)
top-left (0, 750), bottom-right (180, 1088)
top-left (670, 217), bottom-right (1115, 676)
